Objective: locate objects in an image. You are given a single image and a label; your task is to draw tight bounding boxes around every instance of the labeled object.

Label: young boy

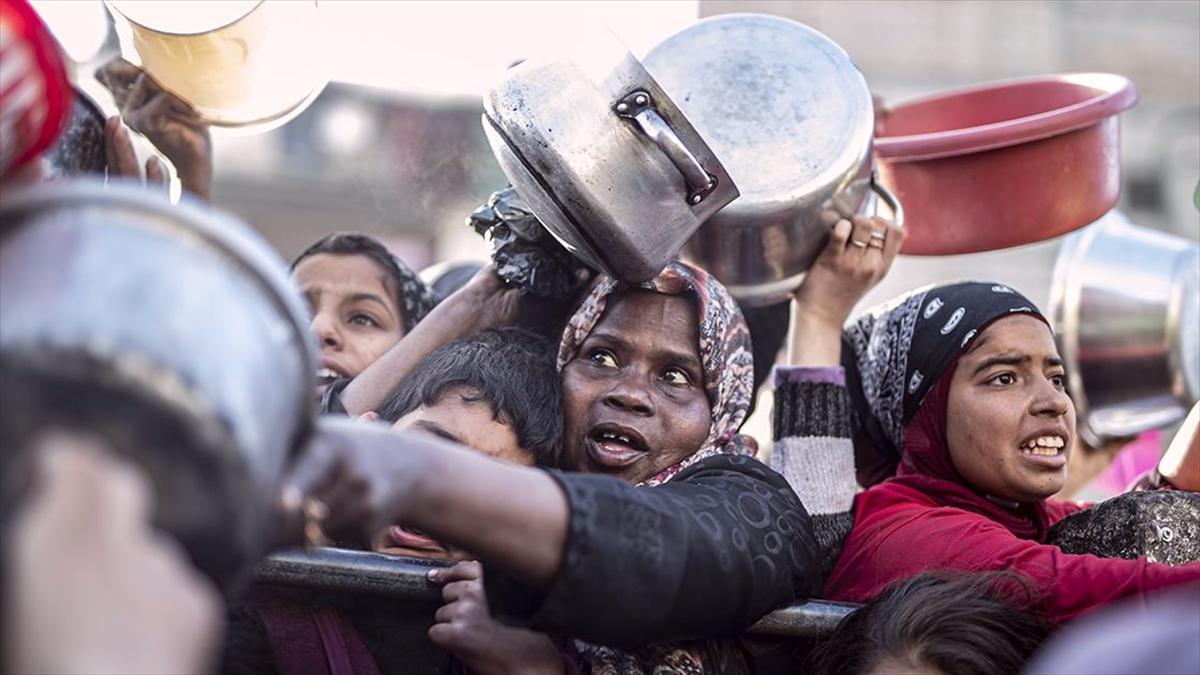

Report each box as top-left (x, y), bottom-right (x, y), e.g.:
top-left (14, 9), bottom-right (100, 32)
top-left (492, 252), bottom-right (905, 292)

top-left (366, 327), bottom-right (561, 558)
top-left (225, 327), bottom-right (566, 675)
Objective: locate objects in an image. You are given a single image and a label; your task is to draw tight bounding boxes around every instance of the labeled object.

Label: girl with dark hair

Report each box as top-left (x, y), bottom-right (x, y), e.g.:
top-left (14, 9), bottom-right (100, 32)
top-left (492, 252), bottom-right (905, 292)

top-left (289, 232), bottom-right (436, 404)
top-left (810, 572), bottom-right (1052, 675)
top-left (817, 281), bottom-right (1200, 621)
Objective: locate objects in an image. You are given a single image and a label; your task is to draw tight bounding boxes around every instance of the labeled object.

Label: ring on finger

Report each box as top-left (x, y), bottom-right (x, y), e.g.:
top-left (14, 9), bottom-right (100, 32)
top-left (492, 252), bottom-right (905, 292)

top-left (867, 238), bottom-right (885, 250)
top-left (303, 497), bottom-right (329, 522)
top-left (851, 239), bottom-right (869, 248)
top-left (869, 230), bottom-right (887, 241)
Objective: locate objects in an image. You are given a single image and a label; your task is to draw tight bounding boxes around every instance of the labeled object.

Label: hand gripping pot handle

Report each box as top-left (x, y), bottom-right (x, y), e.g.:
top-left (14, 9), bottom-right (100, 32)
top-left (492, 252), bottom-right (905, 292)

top-left (615, 90), bottom-right (717, 205)
top-left (868, 172), bottom-right (905, 228)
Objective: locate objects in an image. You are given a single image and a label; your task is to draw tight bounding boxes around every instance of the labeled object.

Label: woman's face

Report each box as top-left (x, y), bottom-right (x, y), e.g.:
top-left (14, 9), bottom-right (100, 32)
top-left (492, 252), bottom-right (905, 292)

top-left (946, 315), bottom-right (1076, 503)
top-left (561, 290), bottom-right (712, 484)
top-left (292, 253), bottom-right (405, 398)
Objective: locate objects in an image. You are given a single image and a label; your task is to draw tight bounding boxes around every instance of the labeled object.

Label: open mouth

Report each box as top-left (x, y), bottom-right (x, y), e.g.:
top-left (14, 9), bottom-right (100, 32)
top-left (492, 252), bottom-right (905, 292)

top-left (1020, 435), bottom-right (1066, 456)
top-left (381, 525), bottom-right (446, 554)
top-left (314, 364), bottom-right (349, 395)
top-left (585, 422), bottom-right (649, 468)
top-left (1018, 433), bottom-right (1068, 468)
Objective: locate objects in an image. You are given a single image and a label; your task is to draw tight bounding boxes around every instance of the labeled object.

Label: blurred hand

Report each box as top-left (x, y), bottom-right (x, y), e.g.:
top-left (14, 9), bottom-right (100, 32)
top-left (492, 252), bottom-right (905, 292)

top-left (428, 561), bottom-right (565, 675)
top-left (789, 213), bottom-right (905, 366)
top-left (4, 432), bottom-right (221, 674)
top-left (96, 58), bottom-right (212, 200)
top-left (278, 417), bottom-right (416, 548)
top-left (105, 115), bottom-right (169, 189)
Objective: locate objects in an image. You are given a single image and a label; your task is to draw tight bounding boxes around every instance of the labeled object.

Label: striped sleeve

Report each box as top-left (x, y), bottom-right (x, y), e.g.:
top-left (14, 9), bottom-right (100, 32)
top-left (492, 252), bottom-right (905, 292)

top-left (769, 366), bottom-right (856, 515)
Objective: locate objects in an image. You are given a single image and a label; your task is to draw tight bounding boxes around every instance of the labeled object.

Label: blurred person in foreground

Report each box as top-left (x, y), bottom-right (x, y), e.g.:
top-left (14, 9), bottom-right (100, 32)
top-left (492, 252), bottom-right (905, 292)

top-left (3, 433), bottom-right (221, 674)
top-left (1025, 581), bottom-right (1200, 675)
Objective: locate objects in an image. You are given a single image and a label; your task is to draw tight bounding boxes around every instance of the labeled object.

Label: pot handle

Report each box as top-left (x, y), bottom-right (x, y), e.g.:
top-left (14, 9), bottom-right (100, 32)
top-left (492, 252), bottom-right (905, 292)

top-left (869, 173), bottom-right (905, 228)
top-left (615, 90), bottom-right (716, 206)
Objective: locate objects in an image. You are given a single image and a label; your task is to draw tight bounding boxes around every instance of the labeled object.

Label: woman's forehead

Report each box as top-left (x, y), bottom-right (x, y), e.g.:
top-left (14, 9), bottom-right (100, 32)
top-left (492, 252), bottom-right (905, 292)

top-left (967, 314), bottom-right (1058, 359)
top-left (595, 291), bottom-right (701, 353)
top-left (294, 254), bottom-right (398, 305)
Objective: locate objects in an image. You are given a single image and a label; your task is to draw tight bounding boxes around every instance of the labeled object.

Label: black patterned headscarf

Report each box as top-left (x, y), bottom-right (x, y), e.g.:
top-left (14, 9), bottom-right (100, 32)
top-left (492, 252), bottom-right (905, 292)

top-left (842, 281), bottom-right (1045, 486)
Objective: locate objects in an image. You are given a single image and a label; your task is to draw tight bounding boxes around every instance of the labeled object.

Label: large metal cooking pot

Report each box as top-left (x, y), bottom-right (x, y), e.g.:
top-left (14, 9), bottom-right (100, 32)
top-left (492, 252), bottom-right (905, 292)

top-left (105, 0), bottom-right (327, 133)
top-left (482, 28), bottom-right (738, 283)
top-left (0, 181), bottom-right (316, 591)
top-left (644, 14), bottom-right (903, 306)
top-left (1049, 211), bottom-right (1199, 446)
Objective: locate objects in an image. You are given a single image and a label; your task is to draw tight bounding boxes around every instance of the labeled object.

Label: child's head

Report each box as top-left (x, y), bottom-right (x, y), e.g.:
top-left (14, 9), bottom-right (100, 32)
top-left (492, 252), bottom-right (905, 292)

top-left (810, 572), bottom-right (1051, 675)
top-left (377, 327), bottom-right (562, 468)
top-left (290, 233), bottom-right (434, 397)
top-left (371, 328), bottom-right (562, 559)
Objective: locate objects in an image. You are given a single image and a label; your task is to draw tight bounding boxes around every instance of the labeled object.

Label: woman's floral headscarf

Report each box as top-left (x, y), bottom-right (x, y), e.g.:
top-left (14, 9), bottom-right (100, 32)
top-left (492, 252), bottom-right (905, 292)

top-left (557, 261), bottom-right (755, 487)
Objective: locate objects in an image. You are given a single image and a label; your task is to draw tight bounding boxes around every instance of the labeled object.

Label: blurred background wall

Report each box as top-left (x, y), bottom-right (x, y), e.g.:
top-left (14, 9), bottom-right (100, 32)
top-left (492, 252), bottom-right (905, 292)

top-left (33, 0), bottom-right (1200, 302)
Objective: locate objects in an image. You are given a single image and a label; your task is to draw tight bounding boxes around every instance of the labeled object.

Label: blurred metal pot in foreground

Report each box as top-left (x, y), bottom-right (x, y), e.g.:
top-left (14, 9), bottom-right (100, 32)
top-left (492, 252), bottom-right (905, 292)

top-left (0, 180), bottom-right (316, 591)
top-left (1049, 211), bottom-right (1199, 446)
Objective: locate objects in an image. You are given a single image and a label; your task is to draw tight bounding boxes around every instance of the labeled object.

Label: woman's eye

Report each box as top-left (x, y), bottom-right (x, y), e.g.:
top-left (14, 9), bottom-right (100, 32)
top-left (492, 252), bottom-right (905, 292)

top-left (587, 349), bottom-right (618, 368)
top-left (662, 367), bottom-right (692, 386)
top-left (348, 313), bottom-right (380, 328)
top-left (988, 372), bottom-right (1016, 386)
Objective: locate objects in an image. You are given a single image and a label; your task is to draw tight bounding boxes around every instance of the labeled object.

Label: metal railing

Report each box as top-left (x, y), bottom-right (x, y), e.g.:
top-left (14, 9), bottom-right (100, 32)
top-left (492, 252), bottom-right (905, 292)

top-left (258, 548), bottom-right (859, 638)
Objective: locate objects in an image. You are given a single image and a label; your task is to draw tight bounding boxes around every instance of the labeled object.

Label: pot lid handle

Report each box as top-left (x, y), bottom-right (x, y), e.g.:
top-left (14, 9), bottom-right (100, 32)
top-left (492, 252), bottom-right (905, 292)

top-left (615, 90), bottom-right (717, 206)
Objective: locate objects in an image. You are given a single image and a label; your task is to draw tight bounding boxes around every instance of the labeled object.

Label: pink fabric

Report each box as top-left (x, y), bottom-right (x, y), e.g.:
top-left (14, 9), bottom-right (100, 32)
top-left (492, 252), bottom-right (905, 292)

top-left (825, 365), bottom-right (1200, 623)
top-left (1093, 430), bottom-right (1163, 496)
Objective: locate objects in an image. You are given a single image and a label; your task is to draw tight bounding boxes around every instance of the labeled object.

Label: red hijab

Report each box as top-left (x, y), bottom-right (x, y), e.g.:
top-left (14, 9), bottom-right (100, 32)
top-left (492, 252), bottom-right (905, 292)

top-left (826, 344), bottom-right (1200, 622)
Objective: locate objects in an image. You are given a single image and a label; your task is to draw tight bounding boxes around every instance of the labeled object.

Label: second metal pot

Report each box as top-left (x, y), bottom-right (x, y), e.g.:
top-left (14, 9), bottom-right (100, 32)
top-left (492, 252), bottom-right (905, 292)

top-left (1049, 211), bottom-right (1199, 446)
top-left (644, 14), bottom-right (902, 305)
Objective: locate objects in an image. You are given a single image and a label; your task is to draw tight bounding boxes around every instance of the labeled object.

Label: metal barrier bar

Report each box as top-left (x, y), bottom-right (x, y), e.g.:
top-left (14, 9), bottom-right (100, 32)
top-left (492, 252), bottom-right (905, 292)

top-left (257, 548), bottom-right (859, 638)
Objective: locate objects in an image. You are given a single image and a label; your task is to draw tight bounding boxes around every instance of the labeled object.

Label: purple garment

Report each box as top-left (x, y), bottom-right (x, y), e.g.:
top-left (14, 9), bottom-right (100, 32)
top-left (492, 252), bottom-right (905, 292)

top-left (774, 365), bottom-right (845, 387)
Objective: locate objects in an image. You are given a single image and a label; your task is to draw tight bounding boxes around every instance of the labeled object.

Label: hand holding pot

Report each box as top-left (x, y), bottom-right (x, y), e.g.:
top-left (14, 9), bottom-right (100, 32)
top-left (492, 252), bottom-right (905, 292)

top-left (97, 58), bottom-right (213, 200)
top-left (788, 214), bottom-right (905, 366)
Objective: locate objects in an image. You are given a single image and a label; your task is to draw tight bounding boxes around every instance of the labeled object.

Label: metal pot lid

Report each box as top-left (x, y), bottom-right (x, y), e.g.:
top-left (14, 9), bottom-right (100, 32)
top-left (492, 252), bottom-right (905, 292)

top-left (644, 14), bottom-right (873, 214)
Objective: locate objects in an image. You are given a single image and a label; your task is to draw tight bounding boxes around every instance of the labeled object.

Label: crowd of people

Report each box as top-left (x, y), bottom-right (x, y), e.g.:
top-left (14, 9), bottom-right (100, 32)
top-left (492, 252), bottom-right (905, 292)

top-left (3, 1), bottom-right (1199, 673)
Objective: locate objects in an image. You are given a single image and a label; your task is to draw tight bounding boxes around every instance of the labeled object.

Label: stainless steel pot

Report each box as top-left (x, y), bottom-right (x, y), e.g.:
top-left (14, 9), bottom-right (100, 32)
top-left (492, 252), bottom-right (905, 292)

top-left (1049, 211), bottom-right (1199, 446)
top-left (0, 180), bottom-right (316, 590)
top-left (643, 14), bottom-right (903, 305)
top-left (482, 28), bottom-right (738, 283)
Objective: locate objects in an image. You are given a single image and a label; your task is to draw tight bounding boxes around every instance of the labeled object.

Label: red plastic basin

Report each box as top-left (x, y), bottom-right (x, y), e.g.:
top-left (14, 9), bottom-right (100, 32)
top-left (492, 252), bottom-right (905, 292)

top-left (874, 73), bottom-right (1138, 255)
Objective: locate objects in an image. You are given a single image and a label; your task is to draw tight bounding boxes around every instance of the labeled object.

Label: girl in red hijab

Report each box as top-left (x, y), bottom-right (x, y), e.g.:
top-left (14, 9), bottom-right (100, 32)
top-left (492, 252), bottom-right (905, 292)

top-left (825, 281), bottom-right (1200, 622)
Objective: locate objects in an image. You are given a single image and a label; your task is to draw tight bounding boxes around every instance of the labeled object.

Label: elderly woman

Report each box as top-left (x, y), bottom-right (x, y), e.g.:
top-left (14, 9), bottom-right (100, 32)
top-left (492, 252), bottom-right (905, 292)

top-left (285, 262), bottom-right (818, 660)
top-left (816, 282), bottom-right (1200, 621)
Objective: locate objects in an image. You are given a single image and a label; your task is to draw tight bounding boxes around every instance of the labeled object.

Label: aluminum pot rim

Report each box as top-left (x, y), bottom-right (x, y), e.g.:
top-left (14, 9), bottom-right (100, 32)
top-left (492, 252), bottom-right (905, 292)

top-left (0, 179), bottom-right (318, 456)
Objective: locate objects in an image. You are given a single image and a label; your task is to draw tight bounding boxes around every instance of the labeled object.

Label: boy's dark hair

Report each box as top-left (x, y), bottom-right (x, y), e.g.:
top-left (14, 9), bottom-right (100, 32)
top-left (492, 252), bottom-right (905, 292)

top-left (291, 232), bottom-right (429, 330)
top-left (377, 328), bottom-right (562, 468)
top-left (809, 572), bottom-right (1052, 675)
